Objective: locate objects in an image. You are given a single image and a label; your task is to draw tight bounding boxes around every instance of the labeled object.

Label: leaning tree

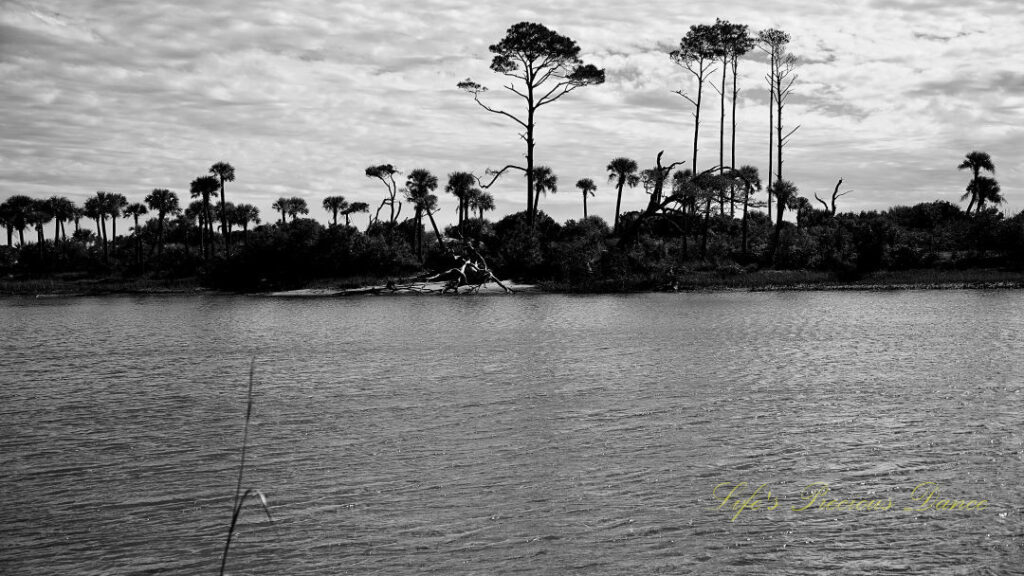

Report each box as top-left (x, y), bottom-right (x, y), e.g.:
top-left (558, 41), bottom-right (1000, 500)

top-left (458, 21), bottom-right (604, 227)
top-left (958, 151), bottom-right (995, 214)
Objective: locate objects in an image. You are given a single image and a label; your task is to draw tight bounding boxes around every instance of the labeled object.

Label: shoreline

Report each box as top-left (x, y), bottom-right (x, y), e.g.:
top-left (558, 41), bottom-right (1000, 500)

top-left (3, 268), bottom-right (1024, 297)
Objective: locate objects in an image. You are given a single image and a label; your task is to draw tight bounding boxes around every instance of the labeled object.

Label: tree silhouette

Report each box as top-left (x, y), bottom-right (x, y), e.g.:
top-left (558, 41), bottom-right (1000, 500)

top-left (271, 198), bottom-right (289, 226)
top-left (27, 199), bottom-right (52, 254)
top-left (286, 197), bottom-right (309, 222)
top-left (341, 201), bottom-right (369, 227)
top-left (144, 188), bottom-right (180, 255)
top-left (123, 202), bottom-right (148, 264)
top-left (190, 176), bottom-right (220, 260)
top-left (958, 151), bottom-right (995, 214)
top-left (458, 21), bottom-right (604, 227)
top-left (468, 190), bottom-right (495, 220)
top-left (83, 196), bottom-right (104, 252)
top-left (607, 157), bottom-right (640, 233)
top-left (445, 172), bottom-right (476, 230)
top-left (210, 162), bottom-right (235, 254)
top-left (405, 169), bottom-right (441, 259)
top-left (733, 165), bottom-right (762, 255)
top-left (365, 164), bottom-right (402, 224)
top-left (185, 200), bottom-right (205, 256)
top-left (48, 196), bottom-right (76, 244)
top-left (671, 23), bottom-right (719, 173)
top-left (233, 204), bottom-right (260, 245)
top-left (759, 28), bottom-right (798, 206)
top-left (0, 197), bottom-right (18, 247)
top-left (322, 196), bottom-right (349, 227)
top-left (769, 179), bottom-right (798, 262)
top-left (724, 22), bottom-right (755, 216)
top-left (530, 166), bottom-right (558, 219)
top-left (967, 176), bottom-right (1002, 214)
top-left (576, 178), bottom-right (597, 219)
top-left (105, 192), bottom-right (128, 252)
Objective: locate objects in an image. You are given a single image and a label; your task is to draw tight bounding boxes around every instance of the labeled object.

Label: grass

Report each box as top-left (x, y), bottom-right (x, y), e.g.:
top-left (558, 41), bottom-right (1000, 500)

top-left (219, 358), bottom-right (273, 576)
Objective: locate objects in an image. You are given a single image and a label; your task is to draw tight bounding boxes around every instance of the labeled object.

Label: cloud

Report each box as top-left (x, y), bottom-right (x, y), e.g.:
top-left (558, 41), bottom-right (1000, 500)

top-left (0, 0), bottom-right (1021, 226)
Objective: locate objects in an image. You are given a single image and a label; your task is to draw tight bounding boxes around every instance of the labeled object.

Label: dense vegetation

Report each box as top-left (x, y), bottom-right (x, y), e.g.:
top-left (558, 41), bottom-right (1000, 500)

top-left (0, 21), bottom-right (1019, 294)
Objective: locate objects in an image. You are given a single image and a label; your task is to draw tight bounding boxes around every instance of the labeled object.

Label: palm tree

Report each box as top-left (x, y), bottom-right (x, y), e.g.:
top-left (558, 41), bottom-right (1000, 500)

top-left (341, 201), bottom-right (369, 227)
top-left (145, 188), bottom-right (180, 255)
top-left (217, 202), bottom-right (237, 242)
top-left (71, 206), bottom-right (84, 233)
top-left (769, 179), bottom-right (798, 262)
top-left (27, 199), bottom-right (53, 250)
top-left (0, 198), bottom-right (15, 247)
top-left (530, 166), bottom-right (557, 220)
top-left (575, 178), bottom-right (597, 219)
top-left (323, 196), bottom-right (349, 227)
top-left (185, 200), bottom-right (206, 255)
top-left (233, 204), bottom-right (260, 245)
top-left (3, 195), bottom-right (34, 247)
top-left (271, 197), bottom-right (289, 225)
top-left (405, 169), bottom-right (441, 259)
top-left (286, 197), bottom-right (309, 222)
top-left (83, 196), bottom-right (104, 252)
top-left (607, 157), bottom-right (640, 233)
top-left (969, 176), bottom-right (1003, 213)
top-left (210, 162), bottom-right (235, 251)
top-left (190, 176), bottom-right (220, 259)
top-left (105, 192), bottom-right (128, 253)
top-left (445, 172), bottom-right (476, 229)
top-left (468, 190), bottom-right (495, 220)
top-left (734, 165), bottom-right (761, 255)
top-left (45, 196), bottom-right (75, 244)
top-left (123, 202), bottom-right (148, 263)
top-left (958, 151), bottom-right (995, 214)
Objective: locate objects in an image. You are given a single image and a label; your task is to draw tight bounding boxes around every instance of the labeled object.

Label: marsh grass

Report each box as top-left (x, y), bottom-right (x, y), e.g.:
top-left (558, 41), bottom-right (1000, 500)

top-left (219, 358), bottom-right (273, 576)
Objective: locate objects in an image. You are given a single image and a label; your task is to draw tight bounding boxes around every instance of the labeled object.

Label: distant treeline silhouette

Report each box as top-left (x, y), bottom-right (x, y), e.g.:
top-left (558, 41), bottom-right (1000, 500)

top-left (0, 21), bottom-right (1016, 291)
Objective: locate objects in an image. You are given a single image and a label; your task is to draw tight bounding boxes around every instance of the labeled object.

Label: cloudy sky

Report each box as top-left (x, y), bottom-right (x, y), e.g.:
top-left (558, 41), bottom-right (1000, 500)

top-left (1, 0), bottom-right (1021, 228)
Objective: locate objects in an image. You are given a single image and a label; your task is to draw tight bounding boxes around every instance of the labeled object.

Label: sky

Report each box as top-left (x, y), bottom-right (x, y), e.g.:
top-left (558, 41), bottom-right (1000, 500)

top-left (1, 0), bottom-right (1022, 229)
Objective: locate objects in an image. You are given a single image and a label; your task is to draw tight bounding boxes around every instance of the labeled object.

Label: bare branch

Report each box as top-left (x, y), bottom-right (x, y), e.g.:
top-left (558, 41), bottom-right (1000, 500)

top-left (475, 164), bottom-right (527, 189)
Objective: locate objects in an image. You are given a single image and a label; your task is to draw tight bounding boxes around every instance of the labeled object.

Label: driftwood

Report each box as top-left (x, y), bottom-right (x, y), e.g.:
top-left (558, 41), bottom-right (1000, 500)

top-left (338, 241), bottom-right (514, 296)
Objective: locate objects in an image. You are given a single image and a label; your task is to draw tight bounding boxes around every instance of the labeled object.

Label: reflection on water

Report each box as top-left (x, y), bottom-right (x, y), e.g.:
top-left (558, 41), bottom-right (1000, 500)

top-left (1, 292), bottom-right (1022, 575)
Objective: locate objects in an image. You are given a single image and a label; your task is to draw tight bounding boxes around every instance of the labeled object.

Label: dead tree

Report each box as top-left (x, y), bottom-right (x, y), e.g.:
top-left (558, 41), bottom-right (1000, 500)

top-left (814, 178), bottom-right (853, 217)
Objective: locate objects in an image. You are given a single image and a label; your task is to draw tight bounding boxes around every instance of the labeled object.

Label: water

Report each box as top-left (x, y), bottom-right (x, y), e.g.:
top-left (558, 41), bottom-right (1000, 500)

top-left (1, 291), bottom-right (1022, 575)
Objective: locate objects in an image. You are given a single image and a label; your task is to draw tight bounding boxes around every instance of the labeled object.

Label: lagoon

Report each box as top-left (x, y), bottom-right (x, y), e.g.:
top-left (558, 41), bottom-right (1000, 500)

top-left (1, 291), bottom-right (1022, 574)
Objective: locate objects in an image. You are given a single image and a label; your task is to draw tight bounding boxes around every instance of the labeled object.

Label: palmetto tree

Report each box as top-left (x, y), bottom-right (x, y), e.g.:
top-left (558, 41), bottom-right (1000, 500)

top-left (2, 195), bottom-right (36, 247)
top-left (968, 176), bottom-right (1003, 213)
top-left (733, 165), bottom-right (761, 255)
top-left (468, 190), bottom-right (495, 220)
top-left (607, 157), bottom-right (640, 233)
top-left (405, 169), bottom-right (441, 259)
top-left (27, 199), bottom-right (53, 249)
top-left (0, 198), bottom-right (15, 246)
top-left (47, 196), bottom-right (76, 244)
top-left (233, 204), bottom-right (260, 245)
top-left (286, 197), bottom-right (309, 222)
top-left (123, 202), bottom-right (148, 263)
top-left (341, 201), bottom-right (369, 227)
top-left (323, 196), bottom-right (349, 227)
top-left (958, 151), bottom-right (995, 214)
top-left (190, 175), bottom-right (220, 259)
top-left (769, 179), bottom-right (798, 262)
top-left (575, 178), bottom-right (597, 219)
top-left (529, 166), bottom-right (557, 220)
top-left (105, 193), bottom-right (128, 253)
top-left (83, 196), bottom-right (104, 248)
top-left (210, 162), bottom-right (235, 251)
top-left (271, 197), bottom-right (289, 225)
top-left (445, 172), bottom-right (476, 229)
top-left (145, 188), bottom-right (180, 255)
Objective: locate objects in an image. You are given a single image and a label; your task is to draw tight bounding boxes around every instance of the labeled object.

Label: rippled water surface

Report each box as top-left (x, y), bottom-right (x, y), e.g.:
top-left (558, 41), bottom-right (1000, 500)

top-left (1, 291), bottom-right (1023, 575)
